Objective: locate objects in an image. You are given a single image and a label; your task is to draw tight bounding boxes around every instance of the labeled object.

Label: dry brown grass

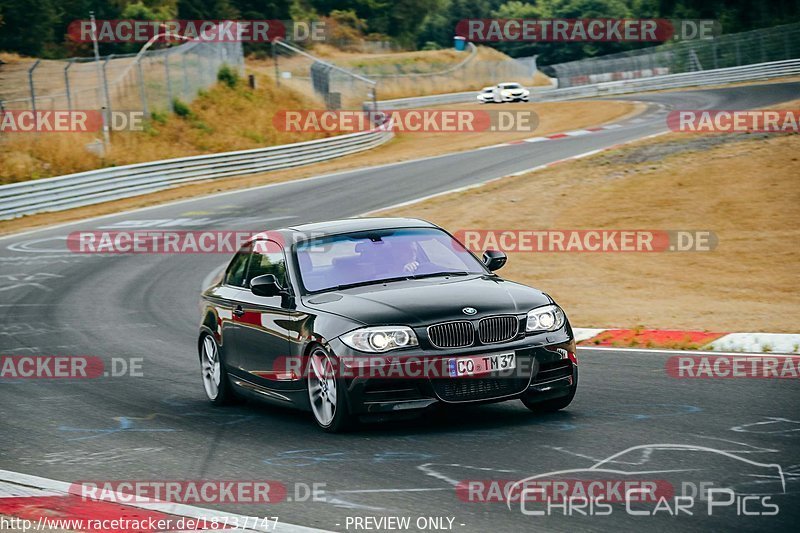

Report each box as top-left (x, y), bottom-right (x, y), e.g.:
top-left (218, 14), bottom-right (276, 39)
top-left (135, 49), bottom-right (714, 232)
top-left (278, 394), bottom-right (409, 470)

top-left (378, 126), bottom-right (800, 333)
top-left (0, 72), bottom-right (326, 184)
top-left (0, 99), bottom-right (637, 235)
top-left (0, 52), bottom-right (29, 63)
top-left (249, 45), bottom-right (553, 103)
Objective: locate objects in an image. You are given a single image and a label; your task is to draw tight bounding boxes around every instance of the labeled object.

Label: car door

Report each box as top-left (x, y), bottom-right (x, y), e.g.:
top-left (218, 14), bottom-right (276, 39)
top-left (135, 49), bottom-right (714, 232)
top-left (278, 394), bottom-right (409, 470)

top-left (233, 239), bottom-right (294, 386)
top-left (212, 242), bottom-right (252, 374)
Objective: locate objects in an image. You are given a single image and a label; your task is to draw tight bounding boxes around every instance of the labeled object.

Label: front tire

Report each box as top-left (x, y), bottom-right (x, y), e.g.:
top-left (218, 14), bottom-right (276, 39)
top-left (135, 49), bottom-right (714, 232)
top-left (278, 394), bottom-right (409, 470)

top-left (521, 383), bottom-right (576, 413)
top-left (306, 346), bottom-right (354, 432)
top-left (200, 333), bottom-right (236, 405)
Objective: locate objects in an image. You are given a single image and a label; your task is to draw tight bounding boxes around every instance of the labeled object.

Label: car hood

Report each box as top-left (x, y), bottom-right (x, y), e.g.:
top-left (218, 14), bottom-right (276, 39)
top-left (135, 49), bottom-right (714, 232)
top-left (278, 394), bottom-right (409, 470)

top-left (301, 275), bottom-right (552, 326)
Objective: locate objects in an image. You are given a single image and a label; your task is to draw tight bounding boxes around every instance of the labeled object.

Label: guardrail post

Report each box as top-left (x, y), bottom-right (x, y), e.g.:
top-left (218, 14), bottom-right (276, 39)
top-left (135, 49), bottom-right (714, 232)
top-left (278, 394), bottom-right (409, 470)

top-left (165, 50), bottom-right (174, 112)
top-left (88, 11), bottom-right (109, 150)
top-left (28, 59), bottom-right (41, 115)
top-left (64, 60), bottom-right (74, 112)
top-left (181, 52), bottom-right (189, 98)
top-left (136, 59), bottom-right (148, 117)
top-left (272, 41), bottom-right (280, 87)
top-left (102, 55), bottom-right (114, 127)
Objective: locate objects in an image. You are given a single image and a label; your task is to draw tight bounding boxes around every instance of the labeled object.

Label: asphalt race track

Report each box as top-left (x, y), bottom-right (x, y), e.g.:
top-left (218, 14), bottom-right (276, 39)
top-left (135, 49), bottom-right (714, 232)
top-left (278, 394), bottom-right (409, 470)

top-left (1, 82), bottom-right (798, 532)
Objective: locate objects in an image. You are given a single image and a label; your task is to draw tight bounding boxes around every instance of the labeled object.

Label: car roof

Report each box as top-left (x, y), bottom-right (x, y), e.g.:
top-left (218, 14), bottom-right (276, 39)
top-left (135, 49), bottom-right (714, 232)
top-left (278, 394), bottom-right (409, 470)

top-left (284, 217), bottom-right (438, 237)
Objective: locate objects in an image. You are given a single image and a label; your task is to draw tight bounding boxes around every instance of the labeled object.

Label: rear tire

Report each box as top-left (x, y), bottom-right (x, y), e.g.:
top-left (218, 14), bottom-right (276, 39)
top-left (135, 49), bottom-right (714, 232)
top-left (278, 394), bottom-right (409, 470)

top-left (306, 346), bottom-right (354, 433)
top-left (200, 333), bottom-right (236, 405)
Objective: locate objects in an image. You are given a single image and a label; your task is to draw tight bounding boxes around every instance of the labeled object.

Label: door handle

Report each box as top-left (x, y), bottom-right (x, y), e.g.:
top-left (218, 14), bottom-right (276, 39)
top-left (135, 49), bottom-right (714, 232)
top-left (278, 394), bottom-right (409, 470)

top-left (233, 305), bottom-right (244, 317)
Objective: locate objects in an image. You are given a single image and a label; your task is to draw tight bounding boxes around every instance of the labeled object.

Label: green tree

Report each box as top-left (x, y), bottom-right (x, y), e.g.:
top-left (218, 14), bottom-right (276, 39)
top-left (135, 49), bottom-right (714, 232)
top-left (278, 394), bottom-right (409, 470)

top-left (0, 0), bottom-right (59, 56)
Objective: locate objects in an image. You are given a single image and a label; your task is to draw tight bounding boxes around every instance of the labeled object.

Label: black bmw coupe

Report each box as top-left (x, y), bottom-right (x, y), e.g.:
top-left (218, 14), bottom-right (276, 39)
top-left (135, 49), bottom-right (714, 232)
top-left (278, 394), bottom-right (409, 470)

top-left (199, 218), bottom-right (577, 432)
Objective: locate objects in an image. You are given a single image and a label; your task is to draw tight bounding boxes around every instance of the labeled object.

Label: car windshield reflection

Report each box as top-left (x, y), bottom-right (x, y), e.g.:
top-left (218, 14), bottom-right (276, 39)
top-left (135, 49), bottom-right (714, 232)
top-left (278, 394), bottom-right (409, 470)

top-left (295, 228), bottom-right (486, 293)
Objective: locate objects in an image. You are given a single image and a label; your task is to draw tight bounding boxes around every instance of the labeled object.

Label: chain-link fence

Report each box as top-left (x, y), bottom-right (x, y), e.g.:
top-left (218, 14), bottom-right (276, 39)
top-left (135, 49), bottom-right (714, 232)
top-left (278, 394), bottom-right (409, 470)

top-left (0, 39), bottom-right (243, 114)
top-left (544, 22), bottom-right (800, 88)
top-left (346, 44), bottom-right (536, 99)
top-left (271, 39), bottom-right (377, 111)
top-left (268, 41), bottom-right (540, 107)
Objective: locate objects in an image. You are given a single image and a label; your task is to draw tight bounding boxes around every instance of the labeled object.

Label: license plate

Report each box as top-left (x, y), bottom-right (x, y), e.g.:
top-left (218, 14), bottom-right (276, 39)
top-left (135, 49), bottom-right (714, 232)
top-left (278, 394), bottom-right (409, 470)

top-left (448, 353), bottom-right (516, 377)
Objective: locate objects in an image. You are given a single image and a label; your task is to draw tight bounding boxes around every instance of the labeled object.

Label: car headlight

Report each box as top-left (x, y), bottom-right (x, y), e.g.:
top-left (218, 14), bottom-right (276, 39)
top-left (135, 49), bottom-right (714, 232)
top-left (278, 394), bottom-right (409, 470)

top-left (501, 90), bottom-right (512, 96)
top-left (526, 305), bottom-right (565, 332)
top-left (340, 326), bottom-right (419, 353)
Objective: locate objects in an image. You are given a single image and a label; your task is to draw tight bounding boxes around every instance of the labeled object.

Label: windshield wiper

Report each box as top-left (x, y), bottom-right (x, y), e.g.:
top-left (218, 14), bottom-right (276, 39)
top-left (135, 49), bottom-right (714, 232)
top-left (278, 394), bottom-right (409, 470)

top-left (326, 276), bottom-right (413, 292)
top-left (318, 272), bottom-right (474, 293)
top-left (408, 271), bottom-right (473, 280)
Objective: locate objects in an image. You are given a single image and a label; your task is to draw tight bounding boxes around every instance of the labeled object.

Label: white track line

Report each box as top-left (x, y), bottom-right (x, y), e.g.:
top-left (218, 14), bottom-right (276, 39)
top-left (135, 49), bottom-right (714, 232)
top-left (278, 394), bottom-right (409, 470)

top-left (578, 346), bottom-right (799, 357)
top-left (364, 131), bottom-right (668, 215)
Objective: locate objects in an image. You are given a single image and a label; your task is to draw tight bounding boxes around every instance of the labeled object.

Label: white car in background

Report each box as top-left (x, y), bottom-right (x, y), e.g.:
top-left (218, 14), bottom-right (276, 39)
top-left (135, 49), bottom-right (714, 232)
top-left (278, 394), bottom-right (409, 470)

top-left (477, 86), bottom-right (496, 103)
top-left (477, 82), bottom-right (530, 103)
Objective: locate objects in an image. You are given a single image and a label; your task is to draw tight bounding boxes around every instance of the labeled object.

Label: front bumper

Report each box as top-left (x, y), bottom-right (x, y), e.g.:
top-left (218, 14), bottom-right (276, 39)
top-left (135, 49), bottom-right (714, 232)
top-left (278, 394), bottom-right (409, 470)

top-left (501, 93), bottom-right (529, 102)
top-left (327, 335), bottom-right (576, 416)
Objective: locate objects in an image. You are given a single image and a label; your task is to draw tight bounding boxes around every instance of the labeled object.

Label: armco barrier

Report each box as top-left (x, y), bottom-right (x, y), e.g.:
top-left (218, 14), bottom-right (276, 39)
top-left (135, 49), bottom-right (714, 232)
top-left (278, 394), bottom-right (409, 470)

top-left (535, 58), bottom-right (800, 101)
top-left (0, 126), bottom-right (393, 220)
top-left (374, 58), bottom-right (800, 108)
top-left (376, 91), bottom-right (478, 110)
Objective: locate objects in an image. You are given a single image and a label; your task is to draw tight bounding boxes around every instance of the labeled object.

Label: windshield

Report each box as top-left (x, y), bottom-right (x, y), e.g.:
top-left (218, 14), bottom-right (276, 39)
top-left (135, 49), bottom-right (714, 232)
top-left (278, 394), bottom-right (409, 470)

top-left (295, 227), bottom-right (486, 292)
top-left (500, 83), bottom-right (522, 89)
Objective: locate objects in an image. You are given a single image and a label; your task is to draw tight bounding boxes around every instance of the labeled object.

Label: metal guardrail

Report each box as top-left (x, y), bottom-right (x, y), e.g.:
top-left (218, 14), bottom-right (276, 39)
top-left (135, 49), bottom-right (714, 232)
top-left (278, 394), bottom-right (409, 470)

top-left (376, 91), bottom-right (478, 110)
top-left (0, 126), bottom-right (393, 220)
top-left (374, 58), bottom-right (800, 108)
top-left (533, 58), bottom-right (800, 101)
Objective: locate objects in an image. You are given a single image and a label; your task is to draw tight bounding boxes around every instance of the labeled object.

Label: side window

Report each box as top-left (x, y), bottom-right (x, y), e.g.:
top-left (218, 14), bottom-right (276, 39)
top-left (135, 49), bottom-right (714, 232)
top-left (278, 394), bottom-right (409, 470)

top-left (225, 244), bottom-right (252, 287)
top-left (246, 241), bottom-right (288, 289)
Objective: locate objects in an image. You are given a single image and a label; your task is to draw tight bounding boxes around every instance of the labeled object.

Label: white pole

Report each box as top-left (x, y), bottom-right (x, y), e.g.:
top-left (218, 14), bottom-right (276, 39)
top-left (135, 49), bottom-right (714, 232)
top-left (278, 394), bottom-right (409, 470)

top-left (90, 11), bottom-right (110, 151)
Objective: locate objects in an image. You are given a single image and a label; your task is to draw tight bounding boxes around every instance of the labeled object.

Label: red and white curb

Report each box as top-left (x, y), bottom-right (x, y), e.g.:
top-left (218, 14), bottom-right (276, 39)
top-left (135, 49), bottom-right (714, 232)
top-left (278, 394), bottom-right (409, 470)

top-left (0, 470), bottom-right (328, 533)
top-left (477, 123), bottom-right (624, 150)
top-left (523, 123), bottom-right (624, 142)
top-left (574, 328), bottom-right (800, 354)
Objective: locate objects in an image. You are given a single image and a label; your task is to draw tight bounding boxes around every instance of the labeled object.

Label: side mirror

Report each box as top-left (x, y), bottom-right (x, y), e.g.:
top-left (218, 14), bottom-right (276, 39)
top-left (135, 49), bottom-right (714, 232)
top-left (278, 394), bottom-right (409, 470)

top-left (250, 274), bottom-right (284, 297)
top-left (482, 249), bottom-right (507, 271)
